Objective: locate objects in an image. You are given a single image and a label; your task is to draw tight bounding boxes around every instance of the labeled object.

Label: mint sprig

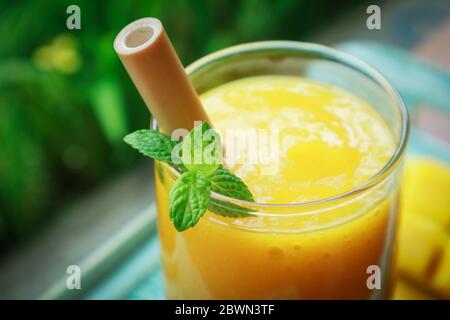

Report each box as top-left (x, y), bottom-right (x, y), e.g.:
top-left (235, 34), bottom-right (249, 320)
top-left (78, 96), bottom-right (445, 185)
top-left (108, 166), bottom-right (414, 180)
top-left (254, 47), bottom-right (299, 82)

top-left (124, 122), bottom-right (255, 231)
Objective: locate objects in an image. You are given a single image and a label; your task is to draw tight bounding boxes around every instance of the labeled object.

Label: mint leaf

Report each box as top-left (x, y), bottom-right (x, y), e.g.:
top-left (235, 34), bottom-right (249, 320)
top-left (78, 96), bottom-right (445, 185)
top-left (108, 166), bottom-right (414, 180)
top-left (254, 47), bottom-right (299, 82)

top-left (169, 170), bottom-right (211, 231)
top-left (208, 167), bottom-right (255, 218)
top-left (124, 130), bottom-right (177, 165)
top-left (181, 122), bottom-right (221, 176)
top-left (210, 167), bottom-right (254, 201)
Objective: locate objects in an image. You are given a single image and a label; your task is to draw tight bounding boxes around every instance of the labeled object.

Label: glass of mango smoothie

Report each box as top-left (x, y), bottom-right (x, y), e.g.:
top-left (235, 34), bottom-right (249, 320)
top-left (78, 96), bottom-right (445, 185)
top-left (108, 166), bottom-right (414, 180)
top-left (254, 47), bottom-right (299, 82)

top-left (154, 42), bottom-right (409, 299)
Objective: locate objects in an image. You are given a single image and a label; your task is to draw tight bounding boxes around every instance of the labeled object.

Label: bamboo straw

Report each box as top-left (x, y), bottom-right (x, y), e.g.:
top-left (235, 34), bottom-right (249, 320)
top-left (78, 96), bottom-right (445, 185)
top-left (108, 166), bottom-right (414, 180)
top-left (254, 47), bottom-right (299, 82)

top-left (114, 18), bottom-right (210, 134)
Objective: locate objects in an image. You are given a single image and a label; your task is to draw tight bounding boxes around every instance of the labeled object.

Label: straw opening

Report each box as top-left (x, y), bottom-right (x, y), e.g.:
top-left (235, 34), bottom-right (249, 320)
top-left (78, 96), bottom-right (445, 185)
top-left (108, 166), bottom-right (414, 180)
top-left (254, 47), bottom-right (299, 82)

top-left (114, 18), bottom-right (162, 54)
top-left (124, 26), bottom-right (155, 48)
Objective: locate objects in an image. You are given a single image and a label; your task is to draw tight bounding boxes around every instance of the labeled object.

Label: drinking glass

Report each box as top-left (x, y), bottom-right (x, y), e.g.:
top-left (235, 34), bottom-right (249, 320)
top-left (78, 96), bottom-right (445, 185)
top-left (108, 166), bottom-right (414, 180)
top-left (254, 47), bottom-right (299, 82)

top-left (153, 41), bottom-right (409, 299)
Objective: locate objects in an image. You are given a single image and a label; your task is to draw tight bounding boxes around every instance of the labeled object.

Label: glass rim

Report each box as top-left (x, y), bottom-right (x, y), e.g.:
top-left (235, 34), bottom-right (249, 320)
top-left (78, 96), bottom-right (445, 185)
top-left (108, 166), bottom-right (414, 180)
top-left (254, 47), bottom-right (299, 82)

top-left (160, 40), bottom-right (410, 210)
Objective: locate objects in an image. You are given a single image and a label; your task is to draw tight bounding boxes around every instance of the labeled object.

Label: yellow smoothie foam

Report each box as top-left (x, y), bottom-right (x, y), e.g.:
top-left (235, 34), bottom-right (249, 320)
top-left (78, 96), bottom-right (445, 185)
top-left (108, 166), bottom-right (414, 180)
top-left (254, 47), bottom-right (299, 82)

top-left (201, 75), bottom-right (395, 203)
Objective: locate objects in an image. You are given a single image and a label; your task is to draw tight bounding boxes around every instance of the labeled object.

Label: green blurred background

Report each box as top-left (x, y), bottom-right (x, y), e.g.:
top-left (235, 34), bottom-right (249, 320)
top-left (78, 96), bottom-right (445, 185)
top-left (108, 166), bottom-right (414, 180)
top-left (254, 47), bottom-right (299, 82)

top-left (0, 0), bottom-right (364, 247)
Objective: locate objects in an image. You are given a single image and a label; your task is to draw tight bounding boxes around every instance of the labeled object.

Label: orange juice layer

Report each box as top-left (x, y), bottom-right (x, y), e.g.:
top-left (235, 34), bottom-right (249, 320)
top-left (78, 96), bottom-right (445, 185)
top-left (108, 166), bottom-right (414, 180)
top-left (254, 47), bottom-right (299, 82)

top-left (156, 75), bottom-right (397, 299)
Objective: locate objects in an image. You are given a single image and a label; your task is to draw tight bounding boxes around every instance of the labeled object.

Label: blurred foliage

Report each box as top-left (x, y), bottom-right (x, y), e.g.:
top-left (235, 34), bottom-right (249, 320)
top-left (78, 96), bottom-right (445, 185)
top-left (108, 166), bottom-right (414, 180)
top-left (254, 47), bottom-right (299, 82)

top-left (0, 0), bottom-right (364, 245)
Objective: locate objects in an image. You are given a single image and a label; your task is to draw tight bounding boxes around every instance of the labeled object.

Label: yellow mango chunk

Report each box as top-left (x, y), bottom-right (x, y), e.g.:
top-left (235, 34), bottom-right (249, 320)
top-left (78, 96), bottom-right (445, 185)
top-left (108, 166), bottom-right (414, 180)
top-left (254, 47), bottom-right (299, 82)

top-left (393, 278), bottom-right (434, 300)
top-left (401, 158), bottom-right (450, 228)
top-left (397, 214), bottom-right (447, 282)
top-left (432, 239), bottom-right (450, 299)
top-left (396, 157), bottom-right (450, 299)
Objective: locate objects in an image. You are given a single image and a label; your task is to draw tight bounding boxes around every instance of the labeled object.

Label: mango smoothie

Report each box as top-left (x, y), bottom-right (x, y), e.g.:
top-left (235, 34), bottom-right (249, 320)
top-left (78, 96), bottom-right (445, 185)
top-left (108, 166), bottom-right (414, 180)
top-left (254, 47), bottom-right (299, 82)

top-left (155, 75), bottom-right (398, 299)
